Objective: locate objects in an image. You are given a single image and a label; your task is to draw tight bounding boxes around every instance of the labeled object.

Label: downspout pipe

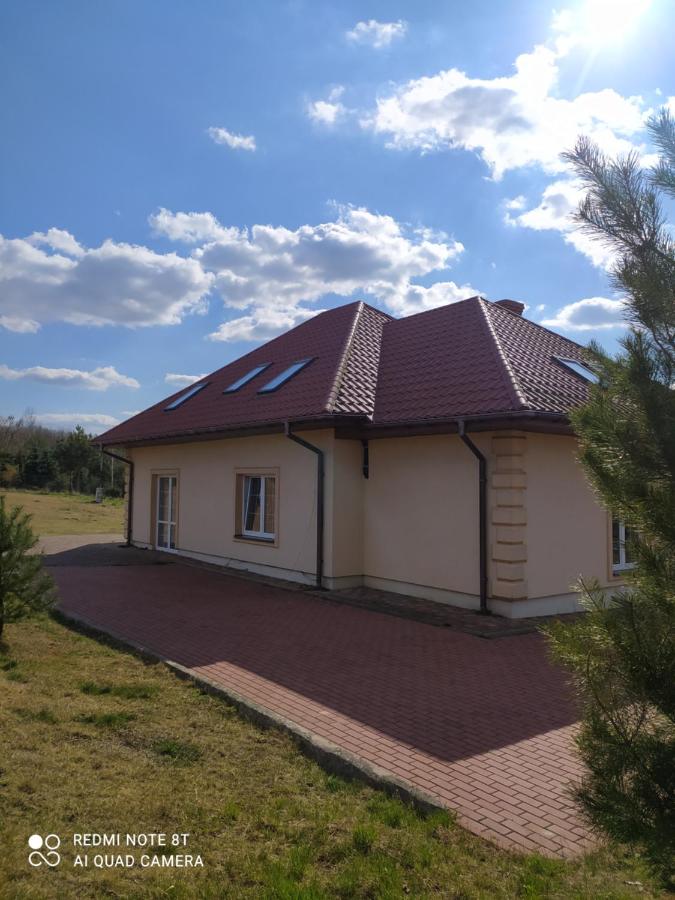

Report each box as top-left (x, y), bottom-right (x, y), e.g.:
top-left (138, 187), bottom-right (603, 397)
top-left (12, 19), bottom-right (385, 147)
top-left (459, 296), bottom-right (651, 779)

top-left (99, 447), bottom-right (134, 547)
top-left (284, 423), bottom-right (325, 589)
top-left (457, 421), bottom-right (489, 615)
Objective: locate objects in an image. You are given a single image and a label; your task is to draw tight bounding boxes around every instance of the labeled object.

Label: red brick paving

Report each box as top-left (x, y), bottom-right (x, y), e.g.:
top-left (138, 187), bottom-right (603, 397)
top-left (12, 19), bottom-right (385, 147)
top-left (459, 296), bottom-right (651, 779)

top-left (52, 561), bottom-right (592, 857)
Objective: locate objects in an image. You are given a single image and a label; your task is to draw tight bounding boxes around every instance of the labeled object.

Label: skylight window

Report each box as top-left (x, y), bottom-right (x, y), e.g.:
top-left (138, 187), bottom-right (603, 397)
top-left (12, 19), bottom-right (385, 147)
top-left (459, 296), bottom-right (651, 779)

top-left (258, 358), bottom-right (313, 393)
top-left (223, 363), bottom-right (270, 393)
top-left (555, 357), bottom-right (600, 384)
top-left (164, 381), bottom-right (209, 411)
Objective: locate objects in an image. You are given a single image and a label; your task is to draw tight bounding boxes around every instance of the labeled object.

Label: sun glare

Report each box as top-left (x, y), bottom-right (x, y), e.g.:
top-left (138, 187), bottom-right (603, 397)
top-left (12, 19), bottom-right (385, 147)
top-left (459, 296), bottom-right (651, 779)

top-left (580, 0), bottom-right (652, 45)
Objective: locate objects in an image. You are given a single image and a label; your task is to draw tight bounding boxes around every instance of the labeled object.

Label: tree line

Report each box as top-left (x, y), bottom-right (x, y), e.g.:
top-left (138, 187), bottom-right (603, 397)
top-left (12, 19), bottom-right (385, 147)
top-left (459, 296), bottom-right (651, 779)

top-left (0, 414), bottom-right (124, 496)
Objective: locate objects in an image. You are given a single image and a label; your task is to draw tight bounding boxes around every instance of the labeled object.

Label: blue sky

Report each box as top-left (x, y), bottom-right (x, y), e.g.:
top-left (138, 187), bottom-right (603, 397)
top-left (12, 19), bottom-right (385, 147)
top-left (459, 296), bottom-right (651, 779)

top-left (0, 0), bottom-right (671, 432)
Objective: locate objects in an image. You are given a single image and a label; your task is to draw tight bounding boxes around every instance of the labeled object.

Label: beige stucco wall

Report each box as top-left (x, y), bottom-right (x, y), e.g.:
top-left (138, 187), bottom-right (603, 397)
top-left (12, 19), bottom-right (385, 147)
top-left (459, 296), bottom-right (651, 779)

top-left (123, 427), bottom-right (615, 616)
top-left (526, 433), bottom-right (612, 599)
top-left (126, 430), bottom-right (486, 596)
top-left (362, 434), bottom-right (488, 601)
top-left (128, 430), bottom-right (338, 582)
top-left (330, 439), bottom-right (364, 578)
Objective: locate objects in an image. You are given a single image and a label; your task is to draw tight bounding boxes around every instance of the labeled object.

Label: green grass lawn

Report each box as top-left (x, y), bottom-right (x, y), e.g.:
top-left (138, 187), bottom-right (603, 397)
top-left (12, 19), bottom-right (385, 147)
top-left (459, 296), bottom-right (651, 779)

top-left (0, 616), bottom-right (663, 899)
top-left (0, 489), bottom-right (124, 536)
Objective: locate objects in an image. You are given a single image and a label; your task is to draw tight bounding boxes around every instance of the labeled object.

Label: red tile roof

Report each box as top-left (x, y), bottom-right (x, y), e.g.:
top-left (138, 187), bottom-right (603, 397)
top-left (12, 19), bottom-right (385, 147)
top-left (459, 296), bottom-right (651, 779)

top-left (372, 297), bottom-right (591, 423)
top-left (97, 296), bottom-right (591, 446)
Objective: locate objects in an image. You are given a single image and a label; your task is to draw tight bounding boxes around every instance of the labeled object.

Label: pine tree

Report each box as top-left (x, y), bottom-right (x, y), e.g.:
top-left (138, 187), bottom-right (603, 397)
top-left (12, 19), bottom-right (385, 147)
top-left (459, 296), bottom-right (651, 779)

top-left (21, 446), bottom-right (58, 489)
top-left (54, 426), bottom-right (93, 493)
top-left (547, 112), bottom-right (675, 881)
top-left (0, 497), bottom-right (54, 639)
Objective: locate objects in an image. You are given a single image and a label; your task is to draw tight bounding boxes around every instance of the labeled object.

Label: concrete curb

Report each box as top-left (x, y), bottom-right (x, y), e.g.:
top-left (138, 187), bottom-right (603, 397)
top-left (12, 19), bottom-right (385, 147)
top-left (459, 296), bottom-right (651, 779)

top-left (53, 608), bottom-right (447, 820)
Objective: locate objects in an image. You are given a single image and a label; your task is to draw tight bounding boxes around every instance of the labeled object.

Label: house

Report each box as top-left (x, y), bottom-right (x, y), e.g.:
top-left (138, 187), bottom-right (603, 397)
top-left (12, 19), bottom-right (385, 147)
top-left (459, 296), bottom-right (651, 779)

top-left (97, 296), bottom-right (630, 618)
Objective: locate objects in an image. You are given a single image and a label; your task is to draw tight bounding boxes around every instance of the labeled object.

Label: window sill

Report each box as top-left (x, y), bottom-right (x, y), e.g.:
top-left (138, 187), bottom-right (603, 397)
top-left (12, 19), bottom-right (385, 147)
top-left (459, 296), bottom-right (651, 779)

top-left (234, 534), bottom-right (276, 546)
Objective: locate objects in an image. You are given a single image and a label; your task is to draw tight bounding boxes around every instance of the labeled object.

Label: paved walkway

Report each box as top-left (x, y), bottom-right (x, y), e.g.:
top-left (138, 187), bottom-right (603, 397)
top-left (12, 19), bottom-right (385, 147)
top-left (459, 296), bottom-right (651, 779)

top-left (49, 540), bottom-right (591, 857)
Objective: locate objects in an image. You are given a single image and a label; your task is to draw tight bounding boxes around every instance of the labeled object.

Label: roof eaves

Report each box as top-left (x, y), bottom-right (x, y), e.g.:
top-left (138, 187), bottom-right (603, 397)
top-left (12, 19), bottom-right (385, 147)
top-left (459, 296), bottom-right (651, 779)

top-left (478, 298), bottom-right (528, 411)
top-left (97, 411), bottom-right (371, 448)
top-left (360, 409), bottom-right (573, 438)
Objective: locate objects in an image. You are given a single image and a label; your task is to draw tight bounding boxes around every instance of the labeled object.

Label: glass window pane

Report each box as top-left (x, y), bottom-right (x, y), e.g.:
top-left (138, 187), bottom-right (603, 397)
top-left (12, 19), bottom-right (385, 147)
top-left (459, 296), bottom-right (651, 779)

top-left (169, 524), bottom-right (176, 550)
top-left (624, 525), bottom-right (635, 564)
top-left (258, 359), bottom-right (312, 393)
top-left (612, 518), bottom-right (621, 566)
top-left (264, 477), bottom-right (276, 535)
top-left (224, 364), bottom-right (270, 393)
top-left (169, 477), bottom-right (177, 523)
top-left (158, 479), bottom-right (169, 522)
top-left (244, 477), bottom-right (262, 531)
top-left (555, 358), bottom-right (599, 384)
top-left (165, 382), bottom-right (208, 410)
top-left (157, 522), bottom-right (167, 547)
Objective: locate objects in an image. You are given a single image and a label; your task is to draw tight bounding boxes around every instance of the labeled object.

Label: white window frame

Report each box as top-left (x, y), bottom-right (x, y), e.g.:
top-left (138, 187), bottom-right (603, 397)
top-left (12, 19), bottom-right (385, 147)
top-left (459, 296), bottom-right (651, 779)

top-left (612, 517), bottom-right (635, 574)
top-left (155, 473), bottom-right (178, 553)
top-left (242, 474), bottom-right (276, 541)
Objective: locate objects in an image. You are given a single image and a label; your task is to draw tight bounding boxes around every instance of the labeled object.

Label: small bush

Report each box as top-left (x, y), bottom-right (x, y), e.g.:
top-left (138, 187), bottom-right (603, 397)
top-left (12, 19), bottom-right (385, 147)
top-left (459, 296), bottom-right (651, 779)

top-left (0, 497), bottom-right (54, 637)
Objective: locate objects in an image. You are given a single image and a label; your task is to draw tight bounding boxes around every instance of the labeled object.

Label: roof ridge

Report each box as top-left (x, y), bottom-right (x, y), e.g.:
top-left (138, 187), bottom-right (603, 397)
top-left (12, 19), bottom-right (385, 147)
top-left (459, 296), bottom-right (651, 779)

top-left (324, 301), bottom-right (365, 413)
top-left (359, 300), bottom-right (395, 321)
top-left (478, 298), bottom-right (528, 410)
top-left (394, 294), bottom-right (483, 325)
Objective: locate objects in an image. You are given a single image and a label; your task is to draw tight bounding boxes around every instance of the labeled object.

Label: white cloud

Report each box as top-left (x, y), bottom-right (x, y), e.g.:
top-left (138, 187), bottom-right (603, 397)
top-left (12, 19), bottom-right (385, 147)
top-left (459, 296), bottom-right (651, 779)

top-left (34, 412), bottom-right (121, 433)
top-left (0, 231), bottom-right (213, 333)
top-left (164, 372), bottom-right (207, 387)
top-left (346, 19), bottom-right (407, 48)
top-left (307, 87), bottom-right (347, 126)
top-left (4, 205), bottom-right (474, 343)
top-left (155, 204), bottom-right (468, 339)
top-left (503, 195), bottom-right (527, 213)
top-left (384, 281), bottom-right (479, 317)
top-left (149, 208), bottom-right (232, 244)
top-left (362, 17), bottom-right (648, 179)
top-left (209, 307), bottom-right (321, 343)
top-left (504, 180), bottom-right (617, 269)
top-left (207, 126), bottom-right (257, 151)
top-left (27, 228), bottom-right (85, 258)
top-left (0, 316), bottom-right (40, 334)
top-left (541, 296), bottom-right (627, 331)
top-left (0, 364), bottom-right (139, 390)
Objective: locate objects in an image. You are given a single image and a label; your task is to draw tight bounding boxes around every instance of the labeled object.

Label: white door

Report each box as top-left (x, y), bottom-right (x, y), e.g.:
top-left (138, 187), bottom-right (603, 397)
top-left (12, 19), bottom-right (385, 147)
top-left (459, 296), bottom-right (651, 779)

top-left (156, 476), bottom-right (177, 550)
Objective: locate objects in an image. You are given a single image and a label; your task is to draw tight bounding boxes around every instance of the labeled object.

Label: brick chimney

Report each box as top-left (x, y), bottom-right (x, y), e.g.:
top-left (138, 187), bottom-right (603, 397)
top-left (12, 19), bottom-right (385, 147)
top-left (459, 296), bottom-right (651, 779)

top-left (495, 299), bottom-right (525, 316)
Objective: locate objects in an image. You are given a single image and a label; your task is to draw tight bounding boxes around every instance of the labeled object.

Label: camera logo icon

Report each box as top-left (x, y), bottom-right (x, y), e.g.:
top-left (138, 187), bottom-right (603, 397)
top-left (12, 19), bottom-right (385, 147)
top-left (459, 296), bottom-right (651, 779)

top-left (28, 834), bottom-right (61, 867)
